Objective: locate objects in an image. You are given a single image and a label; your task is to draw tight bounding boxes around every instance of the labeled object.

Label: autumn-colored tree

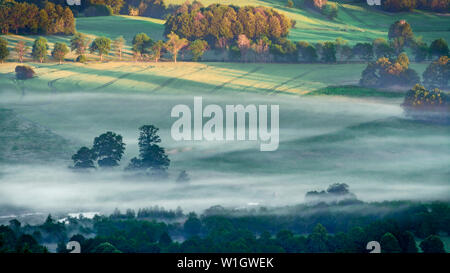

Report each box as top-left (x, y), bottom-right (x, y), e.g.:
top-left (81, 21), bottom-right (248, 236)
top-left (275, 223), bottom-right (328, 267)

top-left (14, 41), bottom-right (28, 63)
top-left (52, 42), bottom-right (69, 64)
top-left (165, 32), bottom-right (188, 63)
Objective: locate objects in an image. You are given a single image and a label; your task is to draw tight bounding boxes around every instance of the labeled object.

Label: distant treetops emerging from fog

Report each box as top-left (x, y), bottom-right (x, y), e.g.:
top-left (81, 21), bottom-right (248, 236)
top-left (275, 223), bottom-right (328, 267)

top-left (70, 125), bottom-right (181, 179)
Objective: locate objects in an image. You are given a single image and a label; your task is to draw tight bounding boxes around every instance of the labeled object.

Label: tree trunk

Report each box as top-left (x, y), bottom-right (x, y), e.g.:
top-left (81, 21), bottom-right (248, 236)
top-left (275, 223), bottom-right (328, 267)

top-left (100, 54), bottom-right (103, 61)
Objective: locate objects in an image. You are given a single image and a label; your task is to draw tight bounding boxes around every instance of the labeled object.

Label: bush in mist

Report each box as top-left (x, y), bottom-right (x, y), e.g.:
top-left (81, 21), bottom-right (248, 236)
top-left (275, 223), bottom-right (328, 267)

top-left (15, 65), bottom-right (36, 80)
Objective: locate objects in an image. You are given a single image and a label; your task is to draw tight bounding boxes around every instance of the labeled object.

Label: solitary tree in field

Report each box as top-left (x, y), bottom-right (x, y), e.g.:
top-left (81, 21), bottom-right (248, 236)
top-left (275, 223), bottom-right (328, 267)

top-left (51, 42), bottom-right (69, 64)
top-left (90, 37), bottom-right (111, 61)
top-left (132, 33), bottom-right (153, 61)
top-left (0, 37), bottom-right (9, 63)
top-left (92, 131), bottom-right (126, 168)
top-left (14, 41), bottom-right (28, 63)
top-left (113, 36), bottom-right (125, 61)
top-left (151, 40), bottom-right (165, 62)
top-left (31, 37), bottom-right (48, 63)
top-left (165, 32), bottom-right (188, 63)
top-left (189, 39), bottom-right (208, 61)
top-left (70, 32), bottom-right (90, 59)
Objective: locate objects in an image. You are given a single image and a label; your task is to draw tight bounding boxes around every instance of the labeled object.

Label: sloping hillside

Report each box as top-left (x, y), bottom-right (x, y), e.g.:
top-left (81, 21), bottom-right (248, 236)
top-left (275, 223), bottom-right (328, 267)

top-left (0, 108), bottom-right (73, 163)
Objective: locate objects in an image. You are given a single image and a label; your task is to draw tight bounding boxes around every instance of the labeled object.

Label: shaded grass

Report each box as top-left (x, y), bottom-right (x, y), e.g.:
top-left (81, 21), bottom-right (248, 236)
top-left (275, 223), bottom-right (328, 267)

top-left (307, 85), bottom-right (405, 98)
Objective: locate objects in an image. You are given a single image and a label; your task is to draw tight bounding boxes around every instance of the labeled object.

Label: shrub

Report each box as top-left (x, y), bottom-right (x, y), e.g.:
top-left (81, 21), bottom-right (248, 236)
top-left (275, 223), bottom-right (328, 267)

top-left (15, 65), bottom-right (36, 80)
top-left (322, 3), bottom-right (338, 20)
top-left (76, 55), bottom-right (87, 63)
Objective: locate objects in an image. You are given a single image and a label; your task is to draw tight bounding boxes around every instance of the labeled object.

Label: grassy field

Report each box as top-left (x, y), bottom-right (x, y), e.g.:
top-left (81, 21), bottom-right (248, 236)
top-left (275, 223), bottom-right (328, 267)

top-left (165, 0), bottom-right (450, 44)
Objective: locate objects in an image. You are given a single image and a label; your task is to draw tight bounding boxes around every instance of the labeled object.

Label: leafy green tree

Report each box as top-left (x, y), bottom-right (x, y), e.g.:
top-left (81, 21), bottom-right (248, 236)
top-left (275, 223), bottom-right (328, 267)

top-left (322, 3), bottom-right (338, 20)
top-left (0, 37), bottom-right (9, 63)
top-left (159, 232), bottom-right (172, 246)
top-left (412, 39), bottom-right (429, 62)
top-left (307, 223), bottom-right (329, 253)
top-left (71, 147), bottom-right (96, 169)
top-left (151, 40), bottom-right (165, 62)
top-left (70, 33), bottom-right (90, 59)
top-left (399, 231), bottom-right (418, 253)
top-left (352, 42), bottom-right (373, 61)
top-left (51, 42), bottom-right (69, 64)
top-left (90, 37), bottom-right (111, 61)
top-left (429, 38), bottom-right (449, 59)
top-left (127, 125), bottom-right (170, 176)
top-left (92, 132), bottom-right (126, 168)
top-left (165, 32), bottom-right (188, 63)
top-left (31, 37), bottom-right (48, 63)
top-left (380, 232), bottom-right (401, 253)
top-left (373, 38), bottom-right (394, 59)
top-left (388, 20), bottom-right (414, 54)
top-left (189, 39), bottom-right (208, 61)
top-left (423, 56), bottom-right (449, 89)
top-left (388, 20), bottom-right (414, 45)
top-left (184, 213), bottom-right (202, 236)
top-left (132, 33), bottom-right (153, 61)
top-left (297, 41), bottom-right (317, 62)
top-left (113, 36), bottom-right (125, 61)
top-left (420, 235), bottom-right (446, 253)
top-left (321, 42), bottom-right (336, 63)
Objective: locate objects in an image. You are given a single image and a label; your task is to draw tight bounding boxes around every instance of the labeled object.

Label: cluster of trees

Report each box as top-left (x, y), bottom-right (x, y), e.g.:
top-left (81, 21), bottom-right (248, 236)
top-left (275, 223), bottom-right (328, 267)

top-left (0, 1), bottom-right (75, 35)
top-left (305, 183), bottom-right (358, 205)
top-left (2, 201), bottom-right (448, 253)
top-left (360, 52), bottom-right (419, 88)
top-left (403, 84), bottom-right (448, 110)
top-left (164, 4), bottom-right (293, 49)
top-left (71, 125), bottom-right (171, 177)
top-left (382, 0), bottom-right (449, 13)
top-left (359, 21), bottom-right (449, 88)
top-left (402, 84), bottom-right (449, 122)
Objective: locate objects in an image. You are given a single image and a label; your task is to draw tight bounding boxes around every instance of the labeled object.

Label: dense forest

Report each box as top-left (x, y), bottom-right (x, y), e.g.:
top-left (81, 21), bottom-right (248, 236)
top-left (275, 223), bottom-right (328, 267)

top-left (1, 198), bottom-right (448, 253)
top-left (0, 0), bottom-right (75, 35)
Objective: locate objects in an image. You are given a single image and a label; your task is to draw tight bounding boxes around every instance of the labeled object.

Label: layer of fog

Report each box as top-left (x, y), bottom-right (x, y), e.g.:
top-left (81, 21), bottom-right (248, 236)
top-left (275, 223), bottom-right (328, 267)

top-left (0, 91), bottom-right (449, 218)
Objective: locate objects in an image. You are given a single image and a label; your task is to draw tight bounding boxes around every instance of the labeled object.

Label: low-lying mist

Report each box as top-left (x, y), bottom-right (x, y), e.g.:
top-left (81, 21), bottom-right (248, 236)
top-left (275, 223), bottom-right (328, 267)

top-left (0, 90), bottom-right (449, 219)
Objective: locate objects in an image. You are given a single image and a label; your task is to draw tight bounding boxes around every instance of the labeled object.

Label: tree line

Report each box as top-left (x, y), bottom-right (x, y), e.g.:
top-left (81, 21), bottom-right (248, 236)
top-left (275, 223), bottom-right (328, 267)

top-left (0, 0), bottom-right (75, 35)
top-left (382, 0), bottom-right (449, 13)
top-left (1, 200), bottom-right (448, 253)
